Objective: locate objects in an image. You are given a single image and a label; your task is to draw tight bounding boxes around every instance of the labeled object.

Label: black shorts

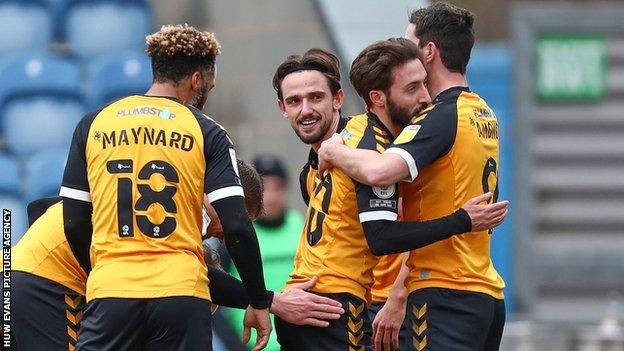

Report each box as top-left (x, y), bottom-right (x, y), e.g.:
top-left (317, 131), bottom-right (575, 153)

top-left (76, 296), bottom-right (212, 351)
top-left (401, 288), bottom-right (505, 351)
top-left (12, 271), bottom-right (86, 351)
top-left (275, 292), bottom-right (372, 351)
top-left (366, 300), bottom-right (410, 350)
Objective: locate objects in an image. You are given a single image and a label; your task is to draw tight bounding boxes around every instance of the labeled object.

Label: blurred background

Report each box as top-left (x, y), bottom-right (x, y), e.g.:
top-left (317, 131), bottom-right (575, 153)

top-left (1, 0), bottom-right (622, 350)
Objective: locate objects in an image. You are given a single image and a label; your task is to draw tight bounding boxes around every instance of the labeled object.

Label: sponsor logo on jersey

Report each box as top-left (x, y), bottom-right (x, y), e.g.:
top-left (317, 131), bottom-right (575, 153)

top-left (393, 125), bottom-right (421, 144)
top-left (117, 106), bottom-right (176, 120)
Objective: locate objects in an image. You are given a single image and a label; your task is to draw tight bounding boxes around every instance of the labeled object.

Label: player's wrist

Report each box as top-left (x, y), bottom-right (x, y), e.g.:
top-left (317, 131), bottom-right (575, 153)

top-left (454, 208), bottom-right (473, 232)
top-left (388, 286), bottom-right (408, 302)
top-left (249, 290), bottom-right (271, 309)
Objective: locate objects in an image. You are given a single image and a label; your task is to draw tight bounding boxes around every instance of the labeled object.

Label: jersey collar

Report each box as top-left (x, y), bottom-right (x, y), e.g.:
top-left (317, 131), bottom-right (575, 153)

top-left (433, 86), bottom-right (471, 103)
top-left (366, 112), bottom-right (394, 138)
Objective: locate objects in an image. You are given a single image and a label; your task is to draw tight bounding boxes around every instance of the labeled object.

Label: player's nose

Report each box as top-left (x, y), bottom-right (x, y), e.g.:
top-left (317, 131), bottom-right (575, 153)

top-left (301, 99), bottom-right (314, 116)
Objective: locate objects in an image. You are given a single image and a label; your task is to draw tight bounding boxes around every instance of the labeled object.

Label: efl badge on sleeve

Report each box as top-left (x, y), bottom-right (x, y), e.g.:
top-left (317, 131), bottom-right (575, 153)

top-left (393, 125), bottom-right (421, 144)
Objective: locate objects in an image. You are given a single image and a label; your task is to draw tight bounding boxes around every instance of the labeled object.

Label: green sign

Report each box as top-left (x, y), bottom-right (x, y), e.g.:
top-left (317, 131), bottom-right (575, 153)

top-left (536, 35), bottom-right (606, 101)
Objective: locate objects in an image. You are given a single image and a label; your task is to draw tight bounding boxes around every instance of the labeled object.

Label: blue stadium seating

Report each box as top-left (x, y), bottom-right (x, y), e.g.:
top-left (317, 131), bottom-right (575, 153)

top-left (0, 195), bottom-right (28, 246)
top-left (62, 0), bottom-right (152, 59)
top-left (0, 153), bottom-right (21, 197)
top-left (0, 0), bottom-right (52, 54)
top-left (88, 52), bottom-right (152, 108)
top-left (24, 148), bottom-right (67, 201)
top-left (0, 53), bottom-right (84, 156)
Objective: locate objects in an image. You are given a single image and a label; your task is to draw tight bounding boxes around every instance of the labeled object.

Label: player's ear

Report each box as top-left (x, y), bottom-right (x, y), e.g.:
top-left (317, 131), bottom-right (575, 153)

top-left (277, 99), bottom-right (288, 118)
top-left (333, 89), bottom-right (345, 110)
top-left (190, 71), bottom-right (203, 91)
top-left (424, 42), bottom-right (436, 65)
top-left (369, 90), bottom-right (385, 107)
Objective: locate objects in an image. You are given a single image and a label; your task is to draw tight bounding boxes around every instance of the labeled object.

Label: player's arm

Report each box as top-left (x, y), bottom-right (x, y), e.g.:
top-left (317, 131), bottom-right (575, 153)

top-left (356, 177), bottom-right (508, 256)
top-left (207, 268), bottom-right (342, 326)
top-left (207, 266), bottom-right (273, 309)
top-left (59, 114), bottom-right (96, 274)
top-left (356, 182), bottom-right (470, 256)
top-left (202, 133), bottom-right (269, 309)
top-left (318, 134), bottom-right (408, 187)
top-left (373, 254), bottom-right (410, 351)
top-left (321, 107), bottom-right (456, 187)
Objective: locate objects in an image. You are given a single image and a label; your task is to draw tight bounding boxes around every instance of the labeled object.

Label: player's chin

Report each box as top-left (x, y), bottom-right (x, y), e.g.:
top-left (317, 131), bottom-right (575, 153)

top-left (296, 129), bottom-right (323, 145)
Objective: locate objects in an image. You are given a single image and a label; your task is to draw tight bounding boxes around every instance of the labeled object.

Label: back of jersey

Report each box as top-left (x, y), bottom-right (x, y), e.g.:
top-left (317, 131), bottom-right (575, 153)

top-left (61, 95), bottom-right (237, 301)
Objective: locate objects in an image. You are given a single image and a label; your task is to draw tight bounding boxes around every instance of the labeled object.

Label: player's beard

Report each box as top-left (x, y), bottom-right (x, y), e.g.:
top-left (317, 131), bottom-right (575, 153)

top-left (294, 113), bottom-right (333, 145)
top-left (191, 78), bottom-right (209, 110)
top-left (388, 97), bottom-right (426, 127)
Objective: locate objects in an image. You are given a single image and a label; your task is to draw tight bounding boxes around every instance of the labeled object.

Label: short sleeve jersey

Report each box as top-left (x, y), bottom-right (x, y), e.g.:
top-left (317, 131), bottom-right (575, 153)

top-left (60, 95), bottom-right (242, 301)
top-left (386, 87), bottom-right (505, 299)
top-left (287, 113), bottom-right (400, 302)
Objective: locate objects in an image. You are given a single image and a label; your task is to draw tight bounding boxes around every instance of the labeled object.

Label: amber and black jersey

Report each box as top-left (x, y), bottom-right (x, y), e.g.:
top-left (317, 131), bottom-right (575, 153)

top-left (60, 95), bottom-right (245, 302)
top-left (298, 116), bottom-right (404, 302)
top-left (287, 113), bottom-right (402, 302)
top-left (386, 86), bottom-right (505, 299)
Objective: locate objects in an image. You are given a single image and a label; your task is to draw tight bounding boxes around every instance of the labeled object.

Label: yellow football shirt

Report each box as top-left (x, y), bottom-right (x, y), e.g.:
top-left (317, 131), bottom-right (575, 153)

top-left (387, 87), bottom-right (505, 299)
top-left (60, 95), bottom-right (243, 301)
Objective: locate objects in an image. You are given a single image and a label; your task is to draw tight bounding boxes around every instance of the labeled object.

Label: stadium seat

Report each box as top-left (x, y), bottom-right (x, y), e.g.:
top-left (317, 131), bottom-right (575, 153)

top-left (62, 0), bottom-right (152, 59)
top-left (0, 195), bottom-right (28, 246)
top-left (0, 154), bottom-right (21, 197)
top-left (0, 0), bottom-right (53, 54)
top-left (0, 53), bottom-right (85, 156)
top-left (24, 148), bottom-right (67, 202)
top-left (87, 52), bottom-right (152, 108)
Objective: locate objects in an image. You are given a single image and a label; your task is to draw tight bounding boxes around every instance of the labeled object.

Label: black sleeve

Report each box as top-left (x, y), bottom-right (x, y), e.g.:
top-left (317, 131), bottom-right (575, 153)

top-left (27, 196), bottom-right (62, 226)
top-left (386, 103), bottom-right (457, 181)
top-left (60, 113), bottom-right (94, 201)
top-left (195, 113), bottom-right (268, 309)
top-left (200, 119), bottom-right (243, 199)
top-left (63, 198), bottom-right (93, 273)
top-left (60, 113), bottom-right (97, 274)
top-left (208, 266), bottom-right (275, 310)
top-left (211, 190), bottom-right (269, 309)
top-left (362, 210), bottom-right (472, 256)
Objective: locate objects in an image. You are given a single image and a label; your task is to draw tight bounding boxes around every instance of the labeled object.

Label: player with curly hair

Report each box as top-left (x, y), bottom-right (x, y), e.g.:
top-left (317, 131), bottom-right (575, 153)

top-left (59, 24), bottom-right (270, 350)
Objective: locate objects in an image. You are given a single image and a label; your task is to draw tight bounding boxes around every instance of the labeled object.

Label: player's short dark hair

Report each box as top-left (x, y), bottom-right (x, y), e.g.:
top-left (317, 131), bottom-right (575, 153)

top-left (146, 24), bottom-right (221, 85)
top-left (409, 2), bottom-right (474, 74)
top-left (349, 38), bottom-right (421, 106)
top-left (272, 48), bottom-right (341, 100)
top-left (237, 159), bottom-right (263, 220)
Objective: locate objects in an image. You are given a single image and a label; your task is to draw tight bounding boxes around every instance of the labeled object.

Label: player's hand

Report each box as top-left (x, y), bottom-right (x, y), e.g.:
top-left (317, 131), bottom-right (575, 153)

top-left (318, 133), bottom-right (344, 177)
top-left (372, 294), bottom-right (407, 350)
top-left (243, 306), bottom-right (272, 351)
top-left (461, 193), bottom-right (509, 232)
top-left (271, 276), bottom-right (344, 327)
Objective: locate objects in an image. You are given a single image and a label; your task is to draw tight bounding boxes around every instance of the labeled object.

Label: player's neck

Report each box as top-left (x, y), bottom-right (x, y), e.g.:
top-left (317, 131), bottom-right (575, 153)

top-left (145, 83), bottom-right (190, 103)
top-left (427, 65), bottom-right (467, 101)
top-left (370, 107), bottom-right (402, 137)
top-left (312, 111), bottom-right (340, 152)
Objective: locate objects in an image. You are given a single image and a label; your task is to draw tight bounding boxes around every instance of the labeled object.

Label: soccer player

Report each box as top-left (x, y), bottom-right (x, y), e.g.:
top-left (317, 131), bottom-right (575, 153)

top-left (318, 3), bottom-right (508, 350)
top-left (12, 160), bottom-right (343, 351)
top-left (277, 48), bottom-right (411, 341)
top-left (272, 40), bottom-right (507, 350)
top-left (59, 25), bottom-right (270, 351)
